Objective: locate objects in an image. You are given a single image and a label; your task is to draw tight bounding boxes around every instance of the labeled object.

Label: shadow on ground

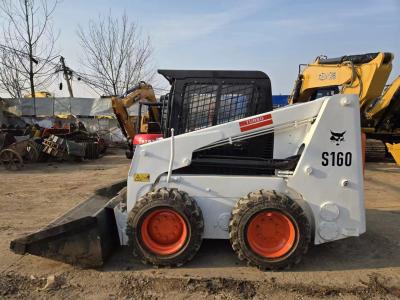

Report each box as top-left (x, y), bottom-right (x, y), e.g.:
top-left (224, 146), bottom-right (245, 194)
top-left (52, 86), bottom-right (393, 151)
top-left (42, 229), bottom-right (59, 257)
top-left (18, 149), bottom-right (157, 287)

top-left (102, 208), bottom-right (400, 273)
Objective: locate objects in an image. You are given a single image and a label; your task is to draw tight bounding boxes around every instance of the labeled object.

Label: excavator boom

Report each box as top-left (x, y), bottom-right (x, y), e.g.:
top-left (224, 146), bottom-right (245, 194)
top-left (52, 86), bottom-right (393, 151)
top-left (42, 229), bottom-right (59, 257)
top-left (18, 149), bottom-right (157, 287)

top-left (289, 52), bottom-right (393, 111)
top-left (288, 52), bottom-right (400, 164)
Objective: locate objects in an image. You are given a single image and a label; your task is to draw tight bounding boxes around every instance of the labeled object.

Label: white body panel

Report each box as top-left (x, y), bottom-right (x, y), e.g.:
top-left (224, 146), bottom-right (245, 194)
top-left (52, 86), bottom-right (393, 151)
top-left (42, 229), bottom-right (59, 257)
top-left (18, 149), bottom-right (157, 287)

top-left (287, 96), bottom-right (365, 244)
top-left (154, 175), bottom-right (287, 239)
top-left (116, 94), bottom-right (365, 246)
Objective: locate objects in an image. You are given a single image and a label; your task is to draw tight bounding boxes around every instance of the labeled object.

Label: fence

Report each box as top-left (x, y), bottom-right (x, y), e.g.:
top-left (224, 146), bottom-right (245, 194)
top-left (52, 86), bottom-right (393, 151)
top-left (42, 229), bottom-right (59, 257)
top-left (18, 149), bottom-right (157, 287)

top-left (1, 97), bottom-right (138, 144)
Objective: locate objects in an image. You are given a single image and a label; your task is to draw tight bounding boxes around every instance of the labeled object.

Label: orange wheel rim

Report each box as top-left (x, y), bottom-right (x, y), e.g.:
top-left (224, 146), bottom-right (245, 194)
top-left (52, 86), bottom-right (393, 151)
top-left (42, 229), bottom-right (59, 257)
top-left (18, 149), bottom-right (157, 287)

top-left (246, 211), bottom-right (296, 258)
top-left (141, 209), bottom-right (188, 255)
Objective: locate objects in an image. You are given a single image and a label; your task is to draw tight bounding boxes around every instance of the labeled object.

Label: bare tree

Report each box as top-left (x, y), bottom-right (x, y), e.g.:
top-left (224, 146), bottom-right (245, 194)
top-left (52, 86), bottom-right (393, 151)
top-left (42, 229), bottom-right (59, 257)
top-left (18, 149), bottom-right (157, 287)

top-left (0, 0), bottom-right (59, 100)
top-left (0, 49), bottom-right (28, 98)
top-left (77, 12), bottom-right (154, 96)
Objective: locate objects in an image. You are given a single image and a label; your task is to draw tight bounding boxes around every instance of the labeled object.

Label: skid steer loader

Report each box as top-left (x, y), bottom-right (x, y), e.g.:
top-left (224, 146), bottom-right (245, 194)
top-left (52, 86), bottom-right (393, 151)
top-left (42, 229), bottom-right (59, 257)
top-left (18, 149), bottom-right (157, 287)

top-left (10, 70), bottom-right (365, 270)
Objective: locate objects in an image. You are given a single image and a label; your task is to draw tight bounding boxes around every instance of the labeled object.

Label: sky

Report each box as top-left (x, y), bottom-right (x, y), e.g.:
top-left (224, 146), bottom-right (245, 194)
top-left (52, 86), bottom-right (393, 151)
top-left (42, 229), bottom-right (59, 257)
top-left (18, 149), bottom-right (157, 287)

top-left (3, 0), bottom-right (400, 97)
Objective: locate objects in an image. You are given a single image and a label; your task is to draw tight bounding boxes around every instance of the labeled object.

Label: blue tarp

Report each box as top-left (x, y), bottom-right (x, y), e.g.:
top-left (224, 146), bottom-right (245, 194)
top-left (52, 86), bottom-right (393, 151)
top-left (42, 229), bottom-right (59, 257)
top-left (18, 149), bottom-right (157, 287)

top-left (272, 95), bottom-right (289, 108)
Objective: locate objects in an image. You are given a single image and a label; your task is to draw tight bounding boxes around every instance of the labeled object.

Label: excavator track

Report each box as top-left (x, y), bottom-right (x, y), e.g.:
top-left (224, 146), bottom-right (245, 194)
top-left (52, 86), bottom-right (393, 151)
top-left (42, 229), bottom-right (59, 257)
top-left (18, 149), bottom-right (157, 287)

top-left (365, 139), bottom-right (387, 161)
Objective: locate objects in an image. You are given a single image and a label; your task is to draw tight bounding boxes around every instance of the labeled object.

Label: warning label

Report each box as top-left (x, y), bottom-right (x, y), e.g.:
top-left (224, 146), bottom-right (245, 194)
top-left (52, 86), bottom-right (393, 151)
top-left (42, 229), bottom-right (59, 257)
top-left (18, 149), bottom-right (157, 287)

top-left (134, 173), bottom-right (150, 182)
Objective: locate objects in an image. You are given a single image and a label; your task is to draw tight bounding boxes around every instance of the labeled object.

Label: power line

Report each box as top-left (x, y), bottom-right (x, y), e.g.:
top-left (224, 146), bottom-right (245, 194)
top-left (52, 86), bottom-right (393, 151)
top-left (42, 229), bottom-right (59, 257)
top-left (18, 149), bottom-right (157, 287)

top-left (0, 44), bottom-right (38, 64)
top-left (0, 42), bottom-right (170, 97)
top-left (0, 43), bottom-right (61, 67)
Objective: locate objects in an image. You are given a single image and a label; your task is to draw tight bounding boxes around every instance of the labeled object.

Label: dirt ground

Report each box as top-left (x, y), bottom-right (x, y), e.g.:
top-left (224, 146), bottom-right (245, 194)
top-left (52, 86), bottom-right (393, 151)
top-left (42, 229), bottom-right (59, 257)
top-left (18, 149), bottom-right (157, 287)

top-left (0, 149), bottom-right (399, 299)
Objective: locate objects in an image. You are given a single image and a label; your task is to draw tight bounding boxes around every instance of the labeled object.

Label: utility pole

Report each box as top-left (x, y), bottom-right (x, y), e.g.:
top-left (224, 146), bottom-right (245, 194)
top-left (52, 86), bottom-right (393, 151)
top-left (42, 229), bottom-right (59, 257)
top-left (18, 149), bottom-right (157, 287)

top-left (60, 56), bottom-right (74, 98)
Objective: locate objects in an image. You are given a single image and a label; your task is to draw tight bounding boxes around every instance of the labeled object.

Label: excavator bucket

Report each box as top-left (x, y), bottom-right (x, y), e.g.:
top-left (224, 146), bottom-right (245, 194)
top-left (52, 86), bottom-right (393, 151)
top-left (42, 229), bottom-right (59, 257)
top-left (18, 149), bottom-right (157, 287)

top-left (386, 143), bottom-right (400, 166)
top-left (10, 181), bottom-right (126, 267)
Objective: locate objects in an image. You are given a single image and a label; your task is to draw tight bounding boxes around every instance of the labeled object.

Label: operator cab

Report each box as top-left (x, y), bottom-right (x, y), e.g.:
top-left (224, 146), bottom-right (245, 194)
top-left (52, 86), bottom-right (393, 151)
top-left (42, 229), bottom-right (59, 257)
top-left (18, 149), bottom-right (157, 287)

top-left (127, 69), bottom-right (275, 171)
top-left (158, 69), bottom-right (276, 175)
top-left (310, 86), bottom-right (340, 101)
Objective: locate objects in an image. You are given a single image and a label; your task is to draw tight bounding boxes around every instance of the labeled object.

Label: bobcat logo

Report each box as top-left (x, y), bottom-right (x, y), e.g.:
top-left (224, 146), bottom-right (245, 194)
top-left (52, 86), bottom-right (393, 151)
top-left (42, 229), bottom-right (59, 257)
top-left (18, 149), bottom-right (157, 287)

top-left (330, 131), bottom-right (346, 146)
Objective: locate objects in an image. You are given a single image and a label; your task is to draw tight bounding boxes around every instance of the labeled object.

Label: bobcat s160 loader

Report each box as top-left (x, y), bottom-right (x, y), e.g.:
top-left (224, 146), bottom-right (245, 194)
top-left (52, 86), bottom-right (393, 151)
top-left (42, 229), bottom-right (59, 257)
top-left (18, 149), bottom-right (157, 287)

top-left (11, 70), bottom-right (365, 270)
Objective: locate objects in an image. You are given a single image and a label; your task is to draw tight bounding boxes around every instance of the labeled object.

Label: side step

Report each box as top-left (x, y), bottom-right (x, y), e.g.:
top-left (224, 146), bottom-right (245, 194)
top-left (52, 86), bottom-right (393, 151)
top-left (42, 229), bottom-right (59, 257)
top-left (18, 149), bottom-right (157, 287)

top-left (10, 180), bottom-right (126, 268)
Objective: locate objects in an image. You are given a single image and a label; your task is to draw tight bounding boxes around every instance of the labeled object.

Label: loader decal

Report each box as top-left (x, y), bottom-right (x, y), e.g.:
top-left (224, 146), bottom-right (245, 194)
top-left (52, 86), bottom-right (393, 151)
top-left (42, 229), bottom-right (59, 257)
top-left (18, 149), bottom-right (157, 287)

top-left (330, 131), bottom-right (346, 146)
top-left (322, 152), bottom-right (352, 166)
top-left (239, 114), bottom-right (273, 132)
top-left (323, 130), bottom-right (352, 166)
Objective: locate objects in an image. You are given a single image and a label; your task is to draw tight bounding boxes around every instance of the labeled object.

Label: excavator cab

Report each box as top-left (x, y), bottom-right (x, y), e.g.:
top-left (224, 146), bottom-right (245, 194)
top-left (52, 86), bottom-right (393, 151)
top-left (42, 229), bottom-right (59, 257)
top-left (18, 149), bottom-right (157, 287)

top-left (309, 86), bottom-right (339, 101)
top-left (111, 81), bottom-right (160, 158)
top-left (132, 101), bottom-right (163, 147)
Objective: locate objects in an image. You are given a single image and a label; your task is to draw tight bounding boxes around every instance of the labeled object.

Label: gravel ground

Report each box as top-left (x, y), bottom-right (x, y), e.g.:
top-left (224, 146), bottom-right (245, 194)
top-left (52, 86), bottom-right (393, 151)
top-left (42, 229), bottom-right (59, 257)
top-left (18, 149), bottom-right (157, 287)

top-left (0, 149), bottom-right (399, 299)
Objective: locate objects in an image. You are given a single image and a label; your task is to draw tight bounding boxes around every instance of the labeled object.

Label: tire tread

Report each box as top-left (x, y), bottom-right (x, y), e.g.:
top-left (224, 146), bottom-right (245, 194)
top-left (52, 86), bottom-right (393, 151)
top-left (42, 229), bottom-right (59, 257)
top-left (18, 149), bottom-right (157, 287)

top-left (229, 190), bottom-right (311, 271)
top-left (126, 188), bottom-right (204, 267)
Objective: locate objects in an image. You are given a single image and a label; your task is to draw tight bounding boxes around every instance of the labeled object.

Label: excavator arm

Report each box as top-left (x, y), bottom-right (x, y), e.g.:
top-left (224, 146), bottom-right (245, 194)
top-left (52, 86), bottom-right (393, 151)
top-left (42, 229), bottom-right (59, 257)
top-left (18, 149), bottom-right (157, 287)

top-left (366, 76), bottom-right (400, 123)
top-left (289, 52), bottom-right (393, 111)
top-left (111, 82), bottom-right (159, 141)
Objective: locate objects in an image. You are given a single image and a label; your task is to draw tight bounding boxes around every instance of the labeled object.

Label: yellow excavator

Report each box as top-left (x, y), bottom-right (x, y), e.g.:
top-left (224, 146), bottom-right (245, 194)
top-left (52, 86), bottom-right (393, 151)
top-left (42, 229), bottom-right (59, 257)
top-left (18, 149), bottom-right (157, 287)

top-left (111, 81), bottom-right (162, 158)
top-left (288, 52), bottom-right (400, 163)
top-left (366, 76), bottom-right (400, 164)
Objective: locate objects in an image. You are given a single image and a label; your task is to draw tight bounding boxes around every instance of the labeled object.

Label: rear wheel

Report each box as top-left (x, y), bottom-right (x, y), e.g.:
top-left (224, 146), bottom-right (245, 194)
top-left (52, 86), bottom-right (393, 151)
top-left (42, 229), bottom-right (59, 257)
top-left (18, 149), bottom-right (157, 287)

top-left (229, 190), bottom-right (311, 270)
top-left (126, 188), bottom-right (203, 267)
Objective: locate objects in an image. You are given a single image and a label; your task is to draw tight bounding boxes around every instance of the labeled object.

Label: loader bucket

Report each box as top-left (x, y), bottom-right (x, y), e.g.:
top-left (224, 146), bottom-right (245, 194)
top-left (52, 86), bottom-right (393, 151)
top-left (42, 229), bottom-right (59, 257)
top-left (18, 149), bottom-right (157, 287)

top-left (386, 143), bottom-right (400, 166)
top-left (10, 180), bottom-right (126, 268)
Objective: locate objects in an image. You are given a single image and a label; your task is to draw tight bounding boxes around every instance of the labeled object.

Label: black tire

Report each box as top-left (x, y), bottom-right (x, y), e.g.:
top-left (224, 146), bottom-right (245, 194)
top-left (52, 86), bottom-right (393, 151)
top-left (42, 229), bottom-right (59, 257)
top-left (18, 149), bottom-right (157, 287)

top-left (125, 145), bottom-right (135, 159)
top-left (229, 190), bottom-right (311, 270)
top-left (84, 142), bottom-right (100, 160)
top-left (126, 188), bottom-right (204, 267)
top-left (125, 149), bottom-right (133, 159)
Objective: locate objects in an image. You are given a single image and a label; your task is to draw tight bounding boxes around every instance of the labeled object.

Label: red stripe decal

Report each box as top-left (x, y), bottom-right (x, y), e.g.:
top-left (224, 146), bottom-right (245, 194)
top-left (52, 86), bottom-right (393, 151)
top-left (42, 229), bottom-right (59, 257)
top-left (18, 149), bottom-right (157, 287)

top-left (239, 114), bottom-right (273, 132)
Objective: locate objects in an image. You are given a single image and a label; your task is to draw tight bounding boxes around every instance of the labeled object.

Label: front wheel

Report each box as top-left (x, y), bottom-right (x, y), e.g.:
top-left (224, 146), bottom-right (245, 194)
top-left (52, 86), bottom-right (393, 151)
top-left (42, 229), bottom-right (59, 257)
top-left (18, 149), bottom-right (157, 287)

top-left (126, 188), bottom-right (204, 267)
top-left (229, 190), bottom-right (311, 270)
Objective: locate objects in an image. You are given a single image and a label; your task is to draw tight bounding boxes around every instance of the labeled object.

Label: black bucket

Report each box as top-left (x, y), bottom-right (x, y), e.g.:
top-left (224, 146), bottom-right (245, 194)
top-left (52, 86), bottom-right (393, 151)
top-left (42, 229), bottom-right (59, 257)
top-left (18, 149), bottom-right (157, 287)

top-left (10, 180), bottom-right (126, 267)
